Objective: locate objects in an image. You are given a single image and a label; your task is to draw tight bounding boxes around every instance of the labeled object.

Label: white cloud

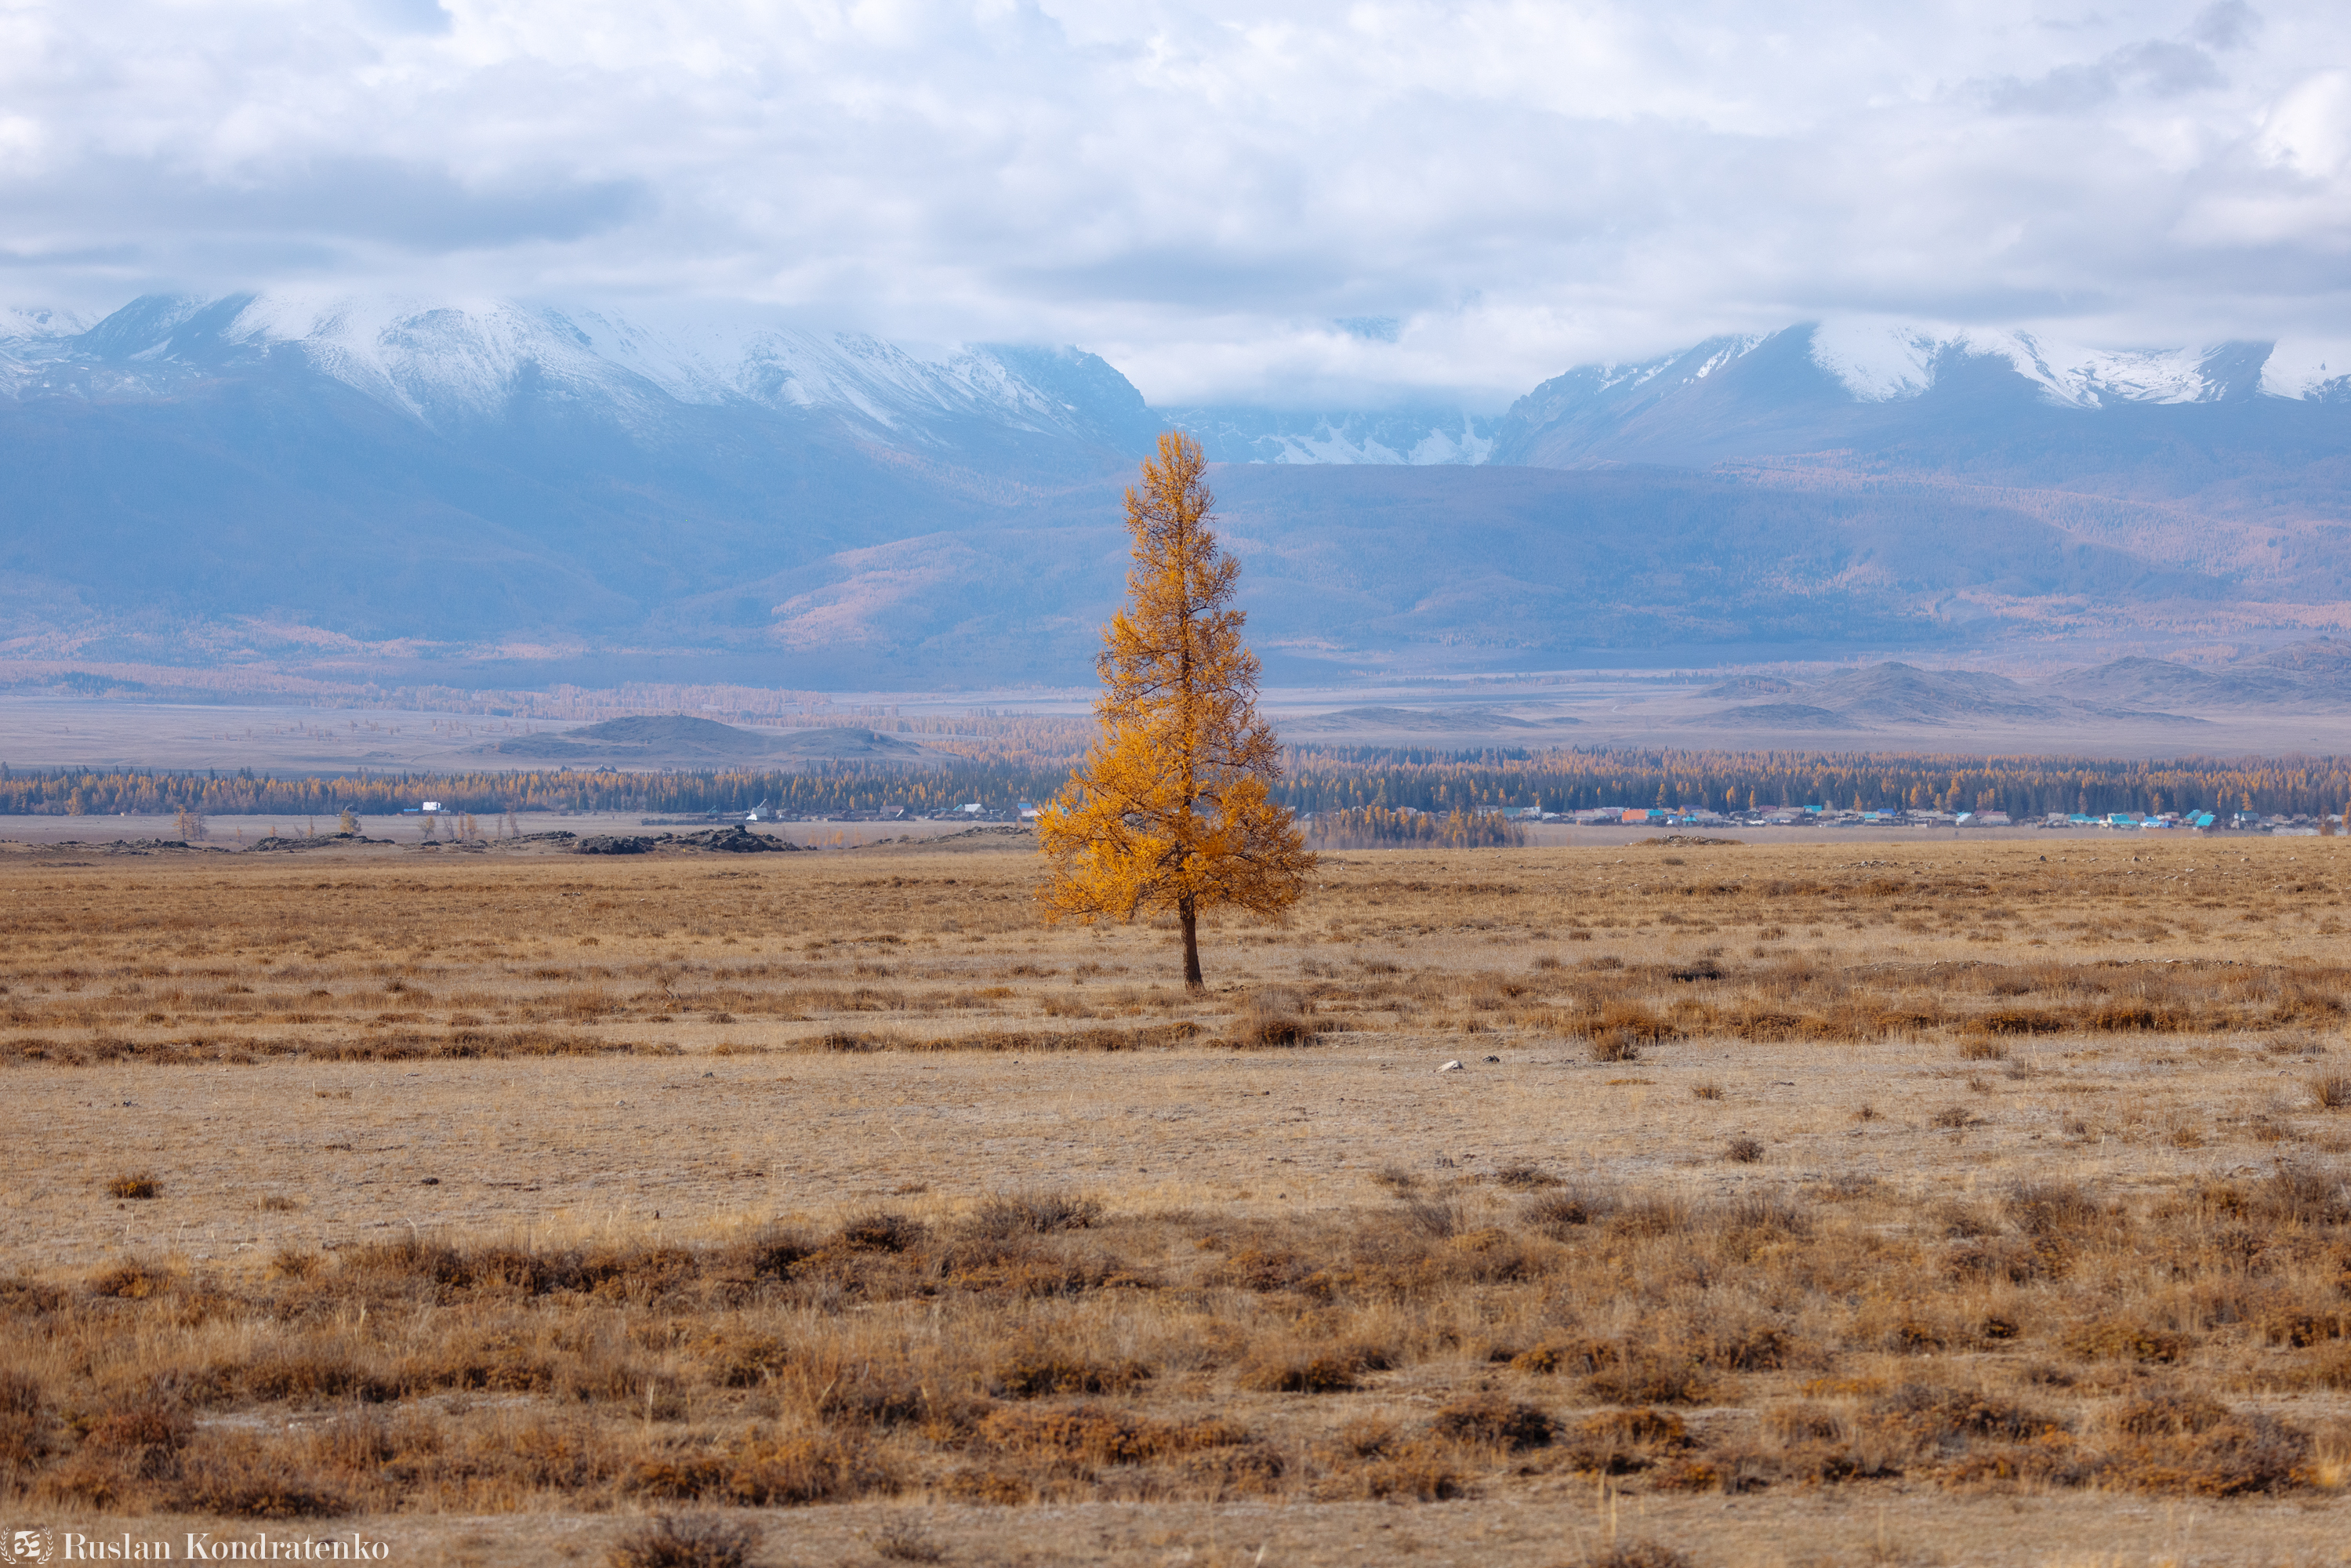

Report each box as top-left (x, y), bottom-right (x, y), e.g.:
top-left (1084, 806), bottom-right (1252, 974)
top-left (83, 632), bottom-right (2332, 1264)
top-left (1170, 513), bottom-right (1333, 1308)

top-left (2, 0), bottom-right (2347, 404)
top-left (2258, 69), bottom-right (2351, 175)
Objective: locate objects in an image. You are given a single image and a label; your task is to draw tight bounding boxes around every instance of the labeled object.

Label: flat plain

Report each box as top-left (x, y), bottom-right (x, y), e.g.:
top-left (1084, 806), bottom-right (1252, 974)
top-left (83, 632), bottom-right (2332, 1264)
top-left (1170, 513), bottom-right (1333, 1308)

top-left (4, 833), bottom-right (2351, 1566)
top-left (13, 670), bottom-right (2351, 774)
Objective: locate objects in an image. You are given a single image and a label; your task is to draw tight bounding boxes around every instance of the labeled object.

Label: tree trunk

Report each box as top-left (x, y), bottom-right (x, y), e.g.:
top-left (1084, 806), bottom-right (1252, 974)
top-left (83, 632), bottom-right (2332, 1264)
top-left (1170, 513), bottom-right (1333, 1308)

top-left (1180, 894), bottom-right (1203, 992)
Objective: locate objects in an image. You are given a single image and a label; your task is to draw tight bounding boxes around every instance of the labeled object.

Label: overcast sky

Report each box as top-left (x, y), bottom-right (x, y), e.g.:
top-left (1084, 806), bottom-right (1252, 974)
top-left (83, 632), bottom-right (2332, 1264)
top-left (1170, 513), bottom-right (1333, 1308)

top-left (5, 0), bottom-right (2348, 404)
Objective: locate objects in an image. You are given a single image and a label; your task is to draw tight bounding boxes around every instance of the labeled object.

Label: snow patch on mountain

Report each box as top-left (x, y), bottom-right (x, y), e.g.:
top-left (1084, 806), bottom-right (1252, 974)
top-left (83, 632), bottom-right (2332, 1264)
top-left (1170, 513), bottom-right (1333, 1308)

top-left (1405, 421), bottom-right (1496, 464)
top-left (1167, 407), bottom-right (1497, 466)
top-left (1573, 336), bottom-right (1767, 400)
top-left (1523, 336), bottom-right (1772, 405)
top-left (226, 292), bottom-right (633, 420)
top-left (1806, 320), bottom-right (1943, 401)
top-left (0, 306), bottom-right (93, 390)
top-left (1979, 332), bottom-right (2218, 407)
top-left (561, 307), bottom-right (1051, 432)
top-left (0, 305), bottom-right (89, 349)
top-left (1687, 336), bottom-right (1769, 381)
top-left (1806, 319), bottom-right (2279, 407)
top-left (2260, 339), bottom-right (2351, 401)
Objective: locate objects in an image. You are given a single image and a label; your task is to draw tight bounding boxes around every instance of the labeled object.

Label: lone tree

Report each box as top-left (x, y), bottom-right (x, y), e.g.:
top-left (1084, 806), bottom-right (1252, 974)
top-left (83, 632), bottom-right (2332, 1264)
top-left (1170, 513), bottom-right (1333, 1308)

top-left (1038, 431), bottom-right (1314, 989)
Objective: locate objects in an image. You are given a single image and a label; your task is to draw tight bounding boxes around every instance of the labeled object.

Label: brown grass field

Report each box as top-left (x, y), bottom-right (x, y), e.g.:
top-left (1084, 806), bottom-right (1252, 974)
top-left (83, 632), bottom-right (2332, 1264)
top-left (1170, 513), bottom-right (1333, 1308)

top-left (4, 833), bottom-right (2351, 1566)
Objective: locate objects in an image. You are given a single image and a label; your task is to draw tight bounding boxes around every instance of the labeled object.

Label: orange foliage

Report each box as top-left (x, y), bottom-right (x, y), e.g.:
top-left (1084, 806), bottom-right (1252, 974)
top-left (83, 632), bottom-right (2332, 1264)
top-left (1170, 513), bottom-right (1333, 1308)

top-left (1038, 434), bottom-right (1313, 988)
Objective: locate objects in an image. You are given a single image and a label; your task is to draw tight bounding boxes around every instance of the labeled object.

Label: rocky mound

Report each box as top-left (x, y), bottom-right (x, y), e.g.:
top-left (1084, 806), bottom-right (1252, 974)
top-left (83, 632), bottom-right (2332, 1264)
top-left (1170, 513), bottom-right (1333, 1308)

top-left (248, 833), bottom-right (394, 851)
top-left (575, 826), bottom-right (800, 855)
top-left (576, 835), bottom-right (656, 855)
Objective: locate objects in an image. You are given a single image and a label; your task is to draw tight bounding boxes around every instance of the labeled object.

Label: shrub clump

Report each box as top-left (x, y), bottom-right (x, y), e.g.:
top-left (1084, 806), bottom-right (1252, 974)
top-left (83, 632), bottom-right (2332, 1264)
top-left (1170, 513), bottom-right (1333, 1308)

top-left (608, 1514), bottom-right (764, 1568)
top-left (1524, 1184), bottom-right (1617, 1233)
top-left (0, 1371), bottom-right (51, 1469)
top-left (1239, 1341), bottom-right (1391, 1393)
top-left (1226, 987), bottom-right (1329, 1048)
top-left (968, 1189), bottom-right (1103, 1237)
top-left (1432, 1396), bottom-right (1556, 1450)
top-left (2101, 1394), bottom-right (2312, 1496)
top-left (629, 1435), bottom-right (891, 1506)
top-left (170, 1439), bottom-right (348, 1518)
top-left (991, 1353), bottom-right (1151, 1399)
top-left (836, 1211), bottom-right (926, 1253)
top-left (1586, 1358), bottom-right (1715, 1406)
top-left (2064, 1319), bottom-right (2187, 1364)
top-left (1574, 1545), bottom-right (1697, 1568)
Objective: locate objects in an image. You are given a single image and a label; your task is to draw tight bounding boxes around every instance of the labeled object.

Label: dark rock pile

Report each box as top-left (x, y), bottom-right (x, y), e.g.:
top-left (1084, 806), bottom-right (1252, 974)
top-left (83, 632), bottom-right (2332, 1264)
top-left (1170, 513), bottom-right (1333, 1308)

top-left (575, 834), bottom-right (656, 855)
top-left (247, 833), bottom-right (394, 851)
top-left (574, 825), bottom-right (799, 855)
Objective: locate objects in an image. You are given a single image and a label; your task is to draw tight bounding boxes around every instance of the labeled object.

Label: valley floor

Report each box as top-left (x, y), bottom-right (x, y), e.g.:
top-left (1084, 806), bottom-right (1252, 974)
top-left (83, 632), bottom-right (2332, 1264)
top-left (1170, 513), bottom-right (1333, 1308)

top-left (3, 840), bottom-right (2350, 1565)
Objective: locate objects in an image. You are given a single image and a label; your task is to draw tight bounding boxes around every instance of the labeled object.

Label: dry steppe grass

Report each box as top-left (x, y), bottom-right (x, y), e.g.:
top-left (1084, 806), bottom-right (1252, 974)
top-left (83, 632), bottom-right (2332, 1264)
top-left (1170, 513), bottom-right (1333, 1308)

top-left (5, 835), bottom-right (2351, 1563)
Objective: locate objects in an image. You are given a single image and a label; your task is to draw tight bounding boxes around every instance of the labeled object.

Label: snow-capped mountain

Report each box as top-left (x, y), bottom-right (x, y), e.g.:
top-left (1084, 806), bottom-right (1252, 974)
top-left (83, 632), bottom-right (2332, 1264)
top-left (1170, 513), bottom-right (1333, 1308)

top-left (8, 291), bottom-right (1513, 470)
top-left (9, 292), bottom-right (1160, 464)
top-left (1489, 321), bottom-right (2351, 472)
top-left (29, 297), bottom-right (2340, 481)
top-left (0, 292), bottom-right (1191, 678)
top-left (1519, 319), bottom-right (2347, 422)
top-left (1156, 320), bottom-right (2350, 474)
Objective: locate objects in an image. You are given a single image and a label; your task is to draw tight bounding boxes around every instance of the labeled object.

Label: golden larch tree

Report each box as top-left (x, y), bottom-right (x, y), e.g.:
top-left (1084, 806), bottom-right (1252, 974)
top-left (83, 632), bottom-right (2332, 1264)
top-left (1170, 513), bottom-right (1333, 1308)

top-left (1038, 430), bottom-right (1314, 989)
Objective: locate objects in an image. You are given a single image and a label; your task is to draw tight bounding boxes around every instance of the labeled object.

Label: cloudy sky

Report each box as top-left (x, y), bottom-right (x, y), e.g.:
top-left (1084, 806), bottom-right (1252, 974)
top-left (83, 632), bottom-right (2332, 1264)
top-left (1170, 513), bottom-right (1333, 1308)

top-left (4, 0), bottom-right (2347, 404)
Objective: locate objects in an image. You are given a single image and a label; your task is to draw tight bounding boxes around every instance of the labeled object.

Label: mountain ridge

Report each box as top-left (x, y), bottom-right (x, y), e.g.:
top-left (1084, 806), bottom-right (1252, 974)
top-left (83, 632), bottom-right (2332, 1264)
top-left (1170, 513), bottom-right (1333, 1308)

top-left (6, 293), bottom-right (2351, 686)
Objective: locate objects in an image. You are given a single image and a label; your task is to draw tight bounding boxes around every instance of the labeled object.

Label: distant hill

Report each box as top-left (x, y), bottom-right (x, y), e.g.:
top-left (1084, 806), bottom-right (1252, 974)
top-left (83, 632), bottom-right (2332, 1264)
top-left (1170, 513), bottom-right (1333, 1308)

top-left (1702, 702), bottom-right (1857, 730)
top-left (1284, 706), bottom-right (1562, 735)
top-left (2055, 656), bottom-right (2295, 709)
top-left (478, 715), bottom-right (934, 764)
top-left (1809, 664), bottom-right (2055, 724)
top-left (2059, 646), bottom-right (2351, 710)
top-left (1688, 645), bottom-right (2351, 736)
